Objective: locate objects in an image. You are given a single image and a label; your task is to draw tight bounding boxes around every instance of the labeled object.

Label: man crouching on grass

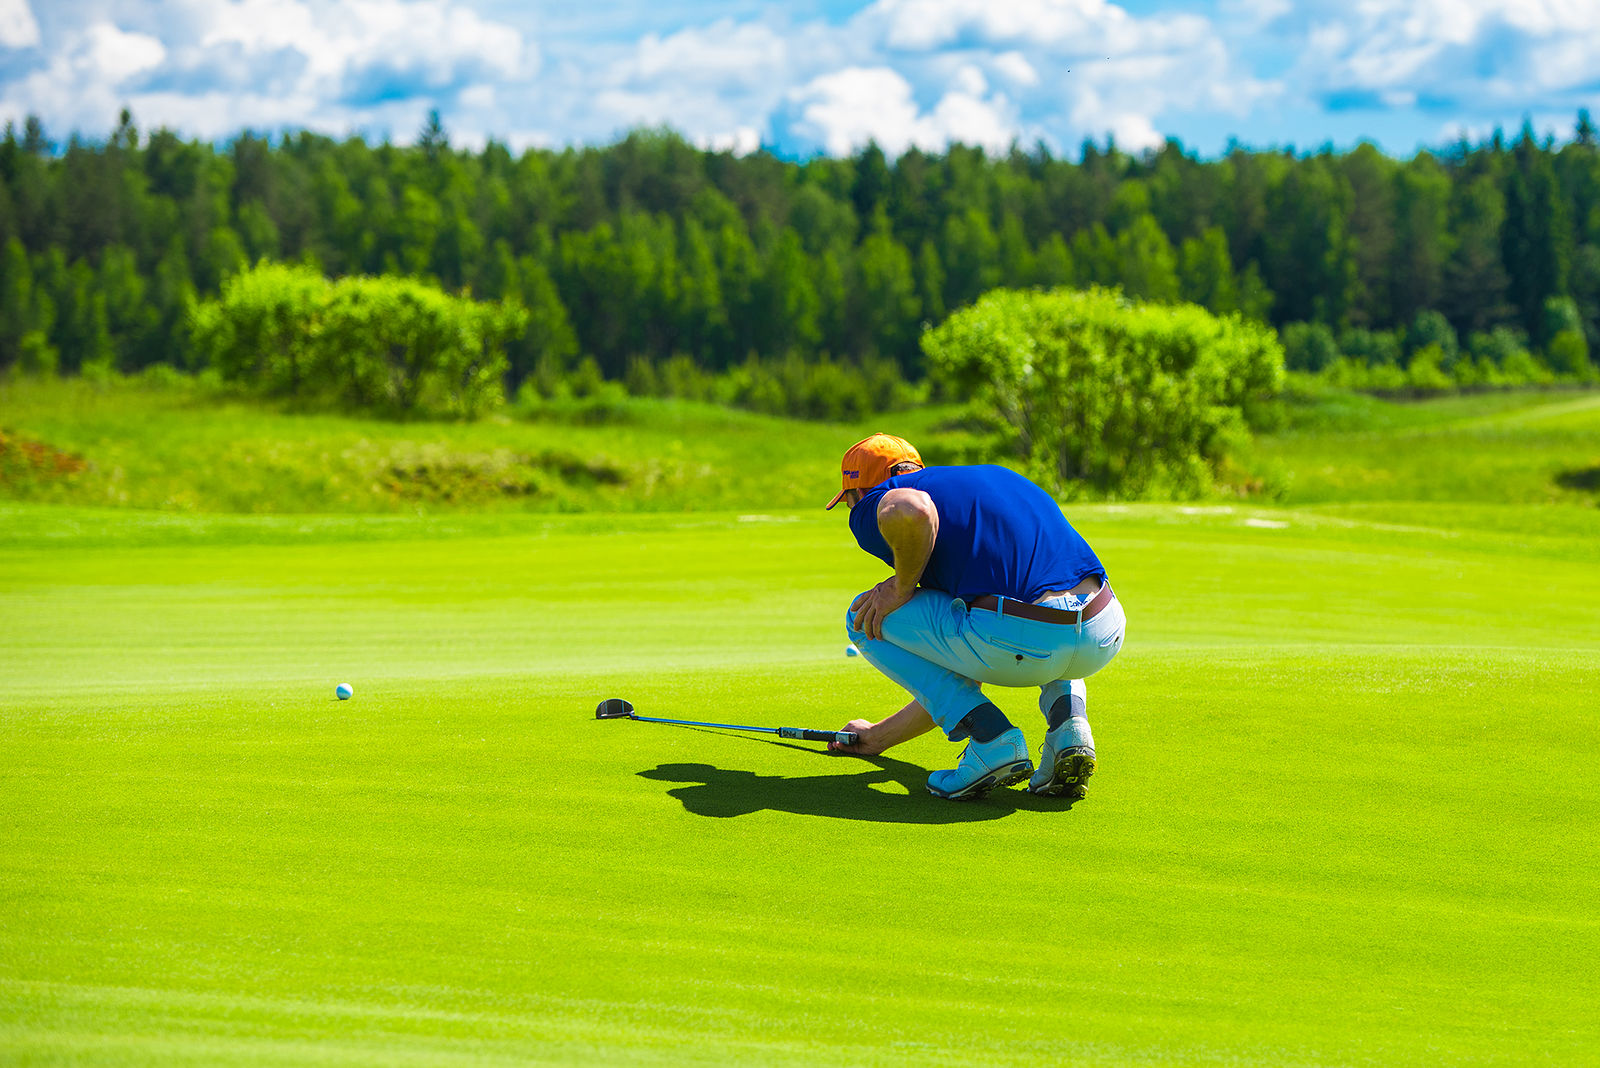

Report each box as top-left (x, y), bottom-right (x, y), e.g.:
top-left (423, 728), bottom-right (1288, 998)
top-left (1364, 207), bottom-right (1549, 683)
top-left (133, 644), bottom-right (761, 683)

top-left (826, 433), bottom-right (1126, 802)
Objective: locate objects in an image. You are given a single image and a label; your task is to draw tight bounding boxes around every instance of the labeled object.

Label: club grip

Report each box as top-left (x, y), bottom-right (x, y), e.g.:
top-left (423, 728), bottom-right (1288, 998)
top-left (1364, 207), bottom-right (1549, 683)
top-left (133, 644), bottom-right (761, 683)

top-left (779, 727), bottom-right (860, 745)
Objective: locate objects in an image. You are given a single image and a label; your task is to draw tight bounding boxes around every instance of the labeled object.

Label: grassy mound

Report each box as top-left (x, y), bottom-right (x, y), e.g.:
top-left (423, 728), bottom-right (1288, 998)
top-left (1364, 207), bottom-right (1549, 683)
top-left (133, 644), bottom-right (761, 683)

top-left (4, 373), bottom-right (1599, 513)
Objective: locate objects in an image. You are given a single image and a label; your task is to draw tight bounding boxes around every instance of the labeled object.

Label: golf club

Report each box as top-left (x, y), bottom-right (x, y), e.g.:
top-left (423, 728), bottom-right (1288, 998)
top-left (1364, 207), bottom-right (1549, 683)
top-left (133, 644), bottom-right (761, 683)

top-left (595, 698), bottom-right (859, 747)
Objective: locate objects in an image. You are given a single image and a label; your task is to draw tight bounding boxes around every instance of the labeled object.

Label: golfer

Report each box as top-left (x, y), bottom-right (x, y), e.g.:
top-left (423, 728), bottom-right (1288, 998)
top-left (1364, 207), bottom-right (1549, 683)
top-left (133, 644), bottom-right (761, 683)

top-left (827, 433), bottom-right (1126, 801)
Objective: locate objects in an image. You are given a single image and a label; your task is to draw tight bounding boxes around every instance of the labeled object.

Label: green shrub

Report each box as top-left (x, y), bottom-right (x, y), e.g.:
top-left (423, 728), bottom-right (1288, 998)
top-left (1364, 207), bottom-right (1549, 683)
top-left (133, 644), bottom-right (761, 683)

top-left (1543, 296), bottom-right (1583, 341)
top-left (657, 353), bottom-right (718, 402)
top-left (1321, 357), bottom-right (1373, 389)
top-left (1500, 347), bottom-right (1553, 385)
top-left (191, 263), bottom-right (526, 418)
top-left (617, 350), bottom-right (923, 422)
top-left (1405, 344), bottom-right (1454, 392)
top-left (1282, 321), bottom-right (1340, 372)
top-left (1367, 361), bottom-right (1408, 391)
top-left (1468, 327), bottom-right (1531, 368)
top-left (135, 362), bottom-right (196, 390)
top-left (1338, 327), bottom-right (1402, 366)
top-left (16, 330), bottom-right (58, 376)
top-left (1407, 310), bottom-right (1460, 366)
top-left (921, 286), bottom-right (1284, 499)
top-left (1545, 329), bottom-right (1591, 378)
top-left (623, 355), bottom-right (662, 397)
top-left (1450, 355), bottom-right (1497, 388)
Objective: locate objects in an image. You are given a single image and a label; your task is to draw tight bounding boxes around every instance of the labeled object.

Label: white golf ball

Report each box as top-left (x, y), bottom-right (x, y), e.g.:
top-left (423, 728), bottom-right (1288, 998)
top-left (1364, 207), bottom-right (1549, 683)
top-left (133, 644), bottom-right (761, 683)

top-left (845, 644), bottom-right (860, 657)
top-left (336, 683), bottom-right (353, 700)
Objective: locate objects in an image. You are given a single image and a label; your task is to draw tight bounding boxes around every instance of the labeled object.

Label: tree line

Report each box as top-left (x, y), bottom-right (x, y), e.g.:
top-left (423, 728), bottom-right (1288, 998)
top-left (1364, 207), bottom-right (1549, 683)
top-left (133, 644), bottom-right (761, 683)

top-left (2, 108), bottom-right (1597, 393)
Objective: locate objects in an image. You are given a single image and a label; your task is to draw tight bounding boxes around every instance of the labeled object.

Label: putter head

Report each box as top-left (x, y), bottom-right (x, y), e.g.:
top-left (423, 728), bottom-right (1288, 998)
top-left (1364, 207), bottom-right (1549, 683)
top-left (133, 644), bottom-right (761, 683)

top-left (594, 698), bottom-right (635, 720)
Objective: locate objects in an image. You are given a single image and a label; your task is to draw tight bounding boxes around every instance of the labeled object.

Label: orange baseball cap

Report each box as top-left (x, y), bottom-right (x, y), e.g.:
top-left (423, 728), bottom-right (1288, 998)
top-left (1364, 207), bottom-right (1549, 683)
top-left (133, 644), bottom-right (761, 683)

top-left (824, 433), bottom-right (924, 510)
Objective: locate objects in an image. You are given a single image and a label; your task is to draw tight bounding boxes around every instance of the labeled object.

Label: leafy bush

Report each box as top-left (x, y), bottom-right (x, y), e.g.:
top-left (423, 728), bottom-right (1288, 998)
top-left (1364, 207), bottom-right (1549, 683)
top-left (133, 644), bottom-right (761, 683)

top-left (1405, 345), bottom-right (1454, 392)
top-left (1367, 362), bottom-right (1408, 391)
top-left (1282, 322), bottom-right (1340, 372)
top-left (1495, 347), bottom-right (1552, 386)
top-left (922, 287), bottom-right (1284, 499)
top-left (191, 263), bottom-right (526, 418)
top-left (1319, 357), bottom-right (1373, 390)
top-left (1309, 319), bottom-right (1581, 394)
top-left (15, 330), bottom-right (57, 376)
top-left (617, 350), bottom-right (923, 422)
top-left (1338, 327), bottom-right (1402, 366)
top-left (1545, 329), bottom-right (1591, 378)
top-left (1468, 327), bottom-right (1531, 368)
top-left (1407, 310), bottom-right (1460, 366)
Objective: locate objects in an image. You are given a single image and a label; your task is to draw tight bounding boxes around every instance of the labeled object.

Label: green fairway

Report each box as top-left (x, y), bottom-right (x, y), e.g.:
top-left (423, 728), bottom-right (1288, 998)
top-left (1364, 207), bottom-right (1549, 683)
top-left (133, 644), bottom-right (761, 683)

top-left (3, 499), bottom-right (1598, 1065)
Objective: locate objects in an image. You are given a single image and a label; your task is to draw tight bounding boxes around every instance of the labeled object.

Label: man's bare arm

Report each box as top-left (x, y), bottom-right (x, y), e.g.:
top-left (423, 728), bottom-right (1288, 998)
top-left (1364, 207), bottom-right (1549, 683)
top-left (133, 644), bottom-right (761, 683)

top-left (851, 488), bottom-right (939, 641)
top-left (830, 699), bottom-right (938, 755)
top-left (878, 487), bottom-right (938, 597)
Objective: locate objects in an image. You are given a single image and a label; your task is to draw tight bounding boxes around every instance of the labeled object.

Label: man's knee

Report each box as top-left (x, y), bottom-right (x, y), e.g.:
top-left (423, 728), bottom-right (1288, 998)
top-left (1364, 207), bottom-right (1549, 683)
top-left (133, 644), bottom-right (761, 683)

top-left (844, 595), bottom-right (868, 639)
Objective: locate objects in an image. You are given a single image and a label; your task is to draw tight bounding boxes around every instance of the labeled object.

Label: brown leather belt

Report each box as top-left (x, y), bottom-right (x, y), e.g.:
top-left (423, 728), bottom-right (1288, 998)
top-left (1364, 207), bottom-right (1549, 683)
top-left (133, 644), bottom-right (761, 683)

top-left (968, 582), bottom-right (1115, 625)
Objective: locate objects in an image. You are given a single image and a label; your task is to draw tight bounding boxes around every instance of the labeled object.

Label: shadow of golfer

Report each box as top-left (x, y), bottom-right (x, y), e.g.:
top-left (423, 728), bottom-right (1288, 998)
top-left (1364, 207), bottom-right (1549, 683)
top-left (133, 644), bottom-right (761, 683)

top-left (638, 752), bottom-right (1065, 824)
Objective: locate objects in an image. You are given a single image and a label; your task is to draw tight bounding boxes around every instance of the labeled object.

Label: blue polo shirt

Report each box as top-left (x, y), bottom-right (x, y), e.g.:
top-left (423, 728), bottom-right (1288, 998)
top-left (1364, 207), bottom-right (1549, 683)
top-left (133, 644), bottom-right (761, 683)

top-left (848, 465), bottom-right (1104, 602)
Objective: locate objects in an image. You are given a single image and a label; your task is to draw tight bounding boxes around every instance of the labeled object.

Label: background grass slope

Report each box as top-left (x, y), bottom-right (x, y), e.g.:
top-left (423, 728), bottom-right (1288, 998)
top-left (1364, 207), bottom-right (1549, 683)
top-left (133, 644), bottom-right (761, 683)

top-left (5, 375), bottom-right (1600, 513)
top-left (3, 502), bottom-right (1598, 1065)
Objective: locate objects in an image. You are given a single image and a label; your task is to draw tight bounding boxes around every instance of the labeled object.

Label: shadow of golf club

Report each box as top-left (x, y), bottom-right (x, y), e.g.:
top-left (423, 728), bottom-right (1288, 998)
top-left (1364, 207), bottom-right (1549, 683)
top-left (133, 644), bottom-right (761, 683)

top-left (638, 748), bottom-right (1074, 823)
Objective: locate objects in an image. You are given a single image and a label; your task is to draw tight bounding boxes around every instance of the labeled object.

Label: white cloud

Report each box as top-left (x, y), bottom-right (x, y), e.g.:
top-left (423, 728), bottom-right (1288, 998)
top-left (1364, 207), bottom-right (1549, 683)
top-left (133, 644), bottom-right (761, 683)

top-left (1294, 0), bottom-right (1600, 108)
top-left (929, 83), bottom-right (1015, 151)
top-left (702, 125), bottom-right (761, 156)
top-left (0, 0), bottom-right (1278, 156)
top-left (1067, 86), bottom-right (1163, 151)
top-left (572, 17), bottom-right (847, 161)
top-left (785, 67), bottom-right (917, 155)
top-left (1220, 0), bottom-right (1291, 29)
top-left (85, 21), bottom-right (165, 82)
top-left (950, 63), bottom-right (986, 98)
top-left (24, 0), bottom-right (1589, 159)
top-left (0, 0), bottom-right (39, 49)
top-left (624, 20), bottom-right (788, 89)
top-left (785, 65), bottom-right (1017, 156)
top-left (864, 0), bottom-right (1209, 55)
top-left (992, 51), bottom-right (1039, 88)
top-left (192, 0), bottom-right (525, 95)
top-left (838, 0), bottom-right (1274, 155)
top-left (0, 0), bottom-right (529, 142)
top-left (2, 21), bottom-right (166, 133)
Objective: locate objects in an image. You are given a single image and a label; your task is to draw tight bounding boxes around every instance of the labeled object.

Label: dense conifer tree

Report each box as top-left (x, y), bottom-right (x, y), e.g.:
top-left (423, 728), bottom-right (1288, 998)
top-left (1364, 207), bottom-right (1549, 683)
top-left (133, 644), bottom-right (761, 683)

top-left (2, 111), bottom-right (1595, 389)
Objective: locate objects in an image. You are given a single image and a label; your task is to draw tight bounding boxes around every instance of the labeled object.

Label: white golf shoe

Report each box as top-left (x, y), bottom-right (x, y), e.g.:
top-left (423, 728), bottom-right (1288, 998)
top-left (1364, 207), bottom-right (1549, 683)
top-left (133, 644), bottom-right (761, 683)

top-left (926, 727), bottom-right (1033, 800)
top-left (1028, 717), bottom-right (1095, 802)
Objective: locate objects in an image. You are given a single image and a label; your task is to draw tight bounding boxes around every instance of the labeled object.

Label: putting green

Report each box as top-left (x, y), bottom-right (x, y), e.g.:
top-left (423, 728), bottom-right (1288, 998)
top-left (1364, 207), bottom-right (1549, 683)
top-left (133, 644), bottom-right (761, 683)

top-left (2, 502), bottom-right (1597, 1065)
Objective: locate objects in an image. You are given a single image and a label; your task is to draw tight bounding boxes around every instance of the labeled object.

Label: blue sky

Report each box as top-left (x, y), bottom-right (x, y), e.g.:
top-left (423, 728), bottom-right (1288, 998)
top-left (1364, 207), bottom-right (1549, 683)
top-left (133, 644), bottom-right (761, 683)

top-left (2, 0), bottom-right (1597, 158)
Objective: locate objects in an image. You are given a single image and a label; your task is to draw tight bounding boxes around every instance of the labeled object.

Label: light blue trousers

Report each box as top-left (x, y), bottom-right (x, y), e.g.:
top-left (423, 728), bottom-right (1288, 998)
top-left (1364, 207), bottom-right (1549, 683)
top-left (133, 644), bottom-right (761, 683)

top-left (845, 587), bottom-right (1127, 737)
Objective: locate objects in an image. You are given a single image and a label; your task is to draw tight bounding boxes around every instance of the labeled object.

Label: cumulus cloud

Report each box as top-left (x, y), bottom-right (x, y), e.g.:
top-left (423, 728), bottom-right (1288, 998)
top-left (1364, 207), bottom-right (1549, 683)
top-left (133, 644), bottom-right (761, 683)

top-left (0, 0), bottom-right (1281, 155)
top-left (992, 51), bottom-right (1039, 89)
top-left (575, 18), bottom-right (798, 149)
top-left (1292, 0), bottom-right (1600, 111)
top-left (0, 0), bottom-right (40, 49)
top-left (4, 22), bottom-right (166, 134)
top-left (782, 65), bottom-right (1018, 156)
top-left (864, 0), bottom-right (1210, 56)
top-left (8, 0), bottom-right (1584, 158)
top-left (181, 0), bottom-right (526, 107)
top-left (622, 20), bottom-right (789, 91)
top-left (834, 0), bottom-right (1276, 154)
top-left (0, 0), bottom-right (530, 141)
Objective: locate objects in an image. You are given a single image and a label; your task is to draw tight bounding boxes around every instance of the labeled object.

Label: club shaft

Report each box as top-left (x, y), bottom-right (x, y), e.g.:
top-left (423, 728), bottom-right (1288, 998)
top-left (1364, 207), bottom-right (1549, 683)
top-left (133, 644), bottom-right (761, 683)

top-left (630, 715), bottom-right (859, 747)
top-left (632, 714), bottom-right (779, 734)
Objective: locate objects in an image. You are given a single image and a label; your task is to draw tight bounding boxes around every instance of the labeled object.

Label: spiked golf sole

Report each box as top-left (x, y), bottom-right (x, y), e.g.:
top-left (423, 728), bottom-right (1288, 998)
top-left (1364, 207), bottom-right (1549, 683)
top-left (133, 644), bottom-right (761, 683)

top-left (926, 759), bottom-right (1034, 801)
top-left (1030, 746), bottom-right (1096, 802)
